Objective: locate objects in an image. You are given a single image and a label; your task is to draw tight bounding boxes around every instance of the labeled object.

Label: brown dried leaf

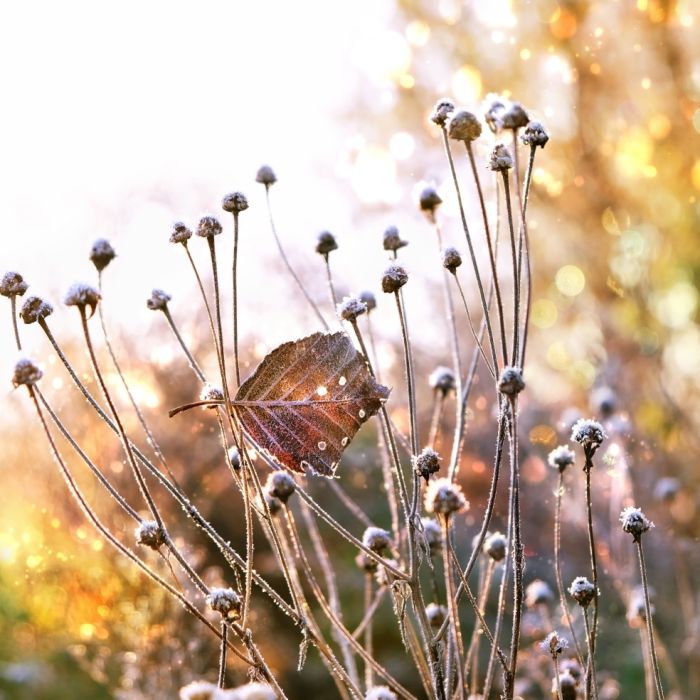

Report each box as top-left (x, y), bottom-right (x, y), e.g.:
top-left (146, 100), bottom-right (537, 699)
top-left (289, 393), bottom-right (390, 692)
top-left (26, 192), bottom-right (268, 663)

top-left (233, 332), bottom-right (389, 476)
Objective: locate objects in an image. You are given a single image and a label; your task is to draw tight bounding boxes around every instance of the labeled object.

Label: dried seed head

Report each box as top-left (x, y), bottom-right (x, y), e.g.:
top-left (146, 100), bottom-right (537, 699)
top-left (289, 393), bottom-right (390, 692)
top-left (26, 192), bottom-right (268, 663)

top-left (199, 383), bottom-right (224, 407)
top-left (627, 591), bottom-right (651, 628)
top-left (316, 230), bottom-right (338, 256)
top-left (265, 470), bottom-right (296, 503)
top-left (196, 215), bottom-right (223, 238)
top-left (355, 551), bottom-right (378, 573)
top-left (484, 531), bottom-right (508, 562)
top-left (483, 93), bottom-right (507, 133)
top-left (382, 225), bottom-right (408, 252)
top-left (381, 264), bottom-right (408, 293)
top-left (135, 520), bottom-right (165, 550)
top-left (89, 238), bottom-right (116, 272)
top-left (526, 579), bottom-right (554, 607)
top-left (19, 295), bottom-right (53, 325)
top-left (227, 682), bottom-right (276, 700)
top-left (429, 366), bottom-right (456, 396)
top-left (255, 164), bottom-right (277, 186)
top-left (374, 558), bottom-right (401, 587)
top-left (540, 630), bottom-right (568, 657)
top-left (359, 290), bottom-right (377, 312)
top-left (555, 672), bottom-right (578, 700)
top-left (413, 447), bottom-right (441, 482)
top-left (425, 602), bottom-right (448, 629)
top-left (258, 492), bottom-right (282, 517)
top-left (12, 357), bottom-right (43, 388)
top-left (222, 191), bottom-right (249, 213)
top-left (442, 247), bottom-right (462, 273)
top-left (498, 366), bottom-right (525, 396)
top-left (365, 686), bottom-right (398, 700)
top-left (521, 121), bottom-right (550, 149)
top-left (418, 186), bottom-right (443, 215)
top-left (362, 526), bottom-right (392, 553)
top-left (488, 144), bottom-right (514, 172)
top-left (500, 102), bottom-right (529, 130)
top-left (337, 296), bottom-right (367, 323)
top-left (146, 288), bottom-right (171, 311)
top-left (1, 271), bottom-right (29, 298)
top-left (170, 222), bottom-right (193, 244)
top-left (447, 110), bottom-right (482, 142)
top-left (559, 659), bottom-right (582, 683)
top-left (228, 446), bottom-right (241, 470)
top-left (654, 476), bottom-right (680, 503)
top-left (590, 386), bottom-right (617, 418)
top-left (430, 98), bottom-right (455, 127)
top-left (206, 587), bottom-right (241, 620)
top-left (571, 418), bottom-right (607, 451)
top-left (424, 477), bottom-right (468, 515)
top-left (179, 680), bottom-right (219, 700)
top-left (547, 445), bottom-right (575, 472)
top-left (620, 506), bottom-right (654, 540)
top-left (421, 517), bottom-right (443, 555)
top-left (64, 282), bottom-right (101, 317)
top-left (568, 576), bottom-right (596, 607)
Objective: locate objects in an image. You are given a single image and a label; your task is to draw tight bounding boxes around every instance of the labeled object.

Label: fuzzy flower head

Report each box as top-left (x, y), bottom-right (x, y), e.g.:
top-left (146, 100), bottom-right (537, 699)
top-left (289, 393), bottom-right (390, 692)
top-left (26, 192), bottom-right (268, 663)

top-left (571, 418), bottom-right (607, 454)
top-left (590, 386), bottom-right (617, 418)
top-left (483, 93), bottom-right (507, 133)
top-left (337, 296), bottom-right (367, 323)
top-left (500, 102), bottom-right (529, 130)
top-left (421, 517), bottom-right (443, 555)
top-left (64, 282), bottom-right (101, 317)
top-left (362, 526), bottom-right (392, 553)
top-left (418, 186), bottom-right (443, 217)
top-left (265, 470), bottom-right (296, 503)
top-left (498, 366), bottom-right (525, 396)
top-left (135, 520), bottom-right (165, 550)
top-left (654, 477), bottom-right (680, 503)
top-left (196, 215), bottom-right (222, 238)
top-left (221, 191), bottom-right (249, 214)
top-left (228, 446), bottom-right (241, 471)
top-left (483, 531), bottom-right (508, 562)
top-left (526, 579), bottom-right (554, 608)
top-left (19, 295), bottom-right (53, 325)
top-left (255, 164), bottom-right (277, 186)
top-left (146, 288), bottom-right (171, 311)
top-left (540, 630), bottom-right (568, 657)
top-left (374, 558), bottom-right (402, 588)
top-left (200, 383), bottom-right (224, 408)
top-left (620, 506), bottom-right (654, 541)
top-left (170, 221), bottom-right (193, 244)
top-left (424, 478), bottom-right (468, 516)
top-left (315, 230), bottom-right (338, 256)
top-left (365, 685), bottom-right (398, 700)
top-left (425, 602), bottom-right (448, 629)
top-left (488, 144), bottom-right (514, 172)
top-left (627, 590), bottom-right (652, 628)
top-left (555, 672), bottom-right (578, 700)
top-left (257, 492), bottom-right (282, 517)
top-left (442, 247), bottom-right (462, 273)
top-left (547, 445), bottom-right (575, 472)
top-left (226, 682), bottom-right (277, 700)
top-left (429, 366), bottom-right (456, 397)
top-left (448, 109), bottom-right (482, 142)
top-left (1, 271), bottom-right (29, 298)
top-left (12, 357), bottom-right (42, 388)
top-left (568, 576), bottom-right (596, 608)
top-left (359, 290), bottom-right (377, 312)
top-left (521, 121), bottom-right (549, 149)
top-left (206, 587), bottom-right (241, 620)
top-left (413, 447), bottom-right (441, 482)
top-left (179, 680), bottom-right (219, 700)
top-left (381, 264), bottom-right (408, 293)
top-left (429, 98), bottom-right (455, 127)
top-left (89, 238), bottom-right (116, 272)
top-left (382, 225), bottom-right (408, 253)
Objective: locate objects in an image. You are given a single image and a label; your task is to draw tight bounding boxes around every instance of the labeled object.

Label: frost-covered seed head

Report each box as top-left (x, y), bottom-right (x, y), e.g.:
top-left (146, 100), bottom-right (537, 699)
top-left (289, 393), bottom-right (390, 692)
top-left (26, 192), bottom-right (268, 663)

top-left (89, 238), bottom-right (116, 272)
top-left (620, 506), bottom-right (654, 540)
top-left (429, 366), bottom-right (456, 396)
top-left (227, 446), bottom-right (241, 471)
top-left (559, 659), bottom-right (582, 683)
top-left (413, 447), bottom-right (441, 482)
top-left (430, 98), bottom-right (455, 127)
top-left (421, 517), bottom-right (443, 555)
top-left (200, 383), bottom-right (224, 407)
top-left (359, 290), bottom-right (377, 312)
top-left (483, 94), bottom-right (506, 133)
top-left (146, 288), bottom-right (171, 311)
top-left (426, 603), bottom-right (448, 629)
top-left (255, 164), bottom-right (277, 186)
top-left (526, 579), bottom-right (554, 607)
top-left (500, 102), bottom-right (529, 130)
top-left (222, 191), bottom-right (249, 213)
top-left (540, 630), bottom-right (568, 657)
top-left (590, 386), bottom-right (617, 417)
top-left (484, 531), bottom-right (508, 562)
top-left (555, 672), bottom-right (578, 700)
top-left (447, 110), bottom-right (482, 141)
top-left (265, 470), bottom-right (296, 503)
top-left (382, 225), bottom-right (408, 252)
top-left (568, 576), bottom-right (596, 607)
top-left (196, 215), bottom-right (223, 238)
top-left (488, 144), bottom-right (514, 172)
top-left (0, 272), bottom-right (28, 298)
top-left (547, 445), bottom-right (575, 472)
top-left (316, 231), bottom-right (338, 256)
top-left (442, 247), bottom-right (462, 273)
top-left (424, 478), bottom-right (468, 515)
top-left (374, 558), bottom-right (401, 587)
top-left (170, 222), bottom-right (193, 244)
top-left (362, 526), bottom-right (392, 553)
top-left (135, 520), bottom-right (165, 549)
top-left (419, 186), bottom-right (443, 214)
top-left (365, 686), bottom-right (398, 700)
top-left (627, 592), bottom-right (651, 628)
top-left (258, 492), bottom-right (282, 517)
top-left (64, 282), bottom-right (101, 315)
top-left (381, 264), bottom-right (408, 293)
top-left (571, 418), bottom-right (607, 451)
top-left (654, 476), bottom-right (680, 503)
top-left (179, 680), bottom-right (219, 700)
top-left (19, 296), bottom-right (53, 325)
top-left (12, 357), bottom-right (42, 388)
top-left (498, 366), bottom-right (525, 396)
top-left (226, 682), bottom-right (277, 700)
top-left (521, 121), bottom-right (549, 149)
top-left (337, 296), bottom-right (367, 323)
top-left (355, 551), bottom-right (378, 573)
top-left (206, 587), bottom-right (241, 620)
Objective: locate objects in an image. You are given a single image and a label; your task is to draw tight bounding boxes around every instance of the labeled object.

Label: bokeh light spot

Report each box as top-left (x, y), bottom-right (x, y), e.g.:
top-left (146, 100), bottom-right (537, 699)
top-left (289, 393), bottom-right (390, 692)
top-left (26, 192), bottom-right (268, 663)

top-left (555, 265), bottom-right (586, 296)
top-left (532, 299), bottom-right (558, 328)
top-left (452, 65), bottom-right (482, 104)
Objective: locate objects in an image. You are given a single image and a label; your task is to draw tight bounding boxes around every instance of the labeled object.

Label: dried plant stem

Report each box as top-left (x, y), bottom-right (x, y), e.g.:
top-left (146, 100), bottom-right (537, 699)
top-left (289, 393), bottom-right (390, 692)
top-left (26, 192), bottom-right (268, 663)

top-left (263, 185), bottom-right (329, 330)
top-left (582, 608), bottom-right (597, 700)
top-left (324, 254), bottom-right (338, 311)
top-left (464, 558), bottom-right (495, 693)
top-left (442, 517), bottom-right (466, 698)
top-left (161, 306), bottom-right (206, 382)
top-left (363, 574), bottom-right (374, 690)
top-left (636, 538), bottom-right (665, 699)
top-left (231, 210), bottom-right (242, 386)
top-left (218, 622), bottom-right (229, 688)
top-left (10, 296), bottom-right (21, 350)
top-left (583, 459), bottom-right (600, 656)
top-left (500, 173), bottom-right (520, 364)
top-left (482, 554), bottom-right (509, 700)
top-left (427, 393), bottom-right (445, 450)
top-left (394, 292), bottom-right (418, 457)
top-left (554, 471), bottom-right (585, 666)
top-left (352, 585), bottom-right (385, 639)
top-left (516, 140), bottom-right (535, 367)
top-left (640, 627), bottom-right (655, 700)
top-left (553, 654), bottom-right (564, 700)
top-left (325, 479), bottom-right (373, 528)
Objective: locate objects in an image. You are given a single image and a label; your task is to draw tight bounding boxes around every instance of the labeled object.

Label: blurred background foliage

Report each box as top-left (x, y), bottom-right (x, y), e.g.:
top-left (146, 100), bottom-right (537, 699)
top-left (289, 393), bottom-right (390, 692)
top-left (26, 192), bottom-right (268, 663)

top-left (2, 0), bottom-right (700, 698)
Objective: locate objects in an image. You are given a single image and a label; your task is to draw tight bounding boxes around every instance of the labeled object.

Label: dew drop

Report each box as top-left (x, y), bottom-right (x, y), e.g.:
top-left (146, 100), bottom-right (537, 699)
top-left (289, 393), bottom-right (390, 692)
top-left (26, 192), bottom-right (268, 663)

top-left (341, 437), bottom-right (349, 447)
top-left (317, 385), bottom-right (328, 397)
top-left (318, 441), bottom-right (327, 451)
top-left (358, 409), bottom-right (366, 419)
top-left (338, 376), bottom-right (347, 386)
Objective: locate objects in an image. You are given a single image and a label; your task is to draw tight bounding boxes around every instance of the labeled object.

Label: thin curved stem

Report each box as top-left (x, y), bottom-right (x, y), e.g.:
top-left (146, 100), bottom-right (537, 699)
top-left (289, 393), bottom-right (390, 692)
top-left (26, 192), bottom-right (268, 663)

top-left (500, 173), bottom-right (520, 365)
top-left (218, 622), bottom-right (229, 688)
top-left (231, 210), bottom-right (241, 386)
top-left (10, 297), bottom-right (21, 350)
top-left (161, 306), bottom-right (206, 382)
